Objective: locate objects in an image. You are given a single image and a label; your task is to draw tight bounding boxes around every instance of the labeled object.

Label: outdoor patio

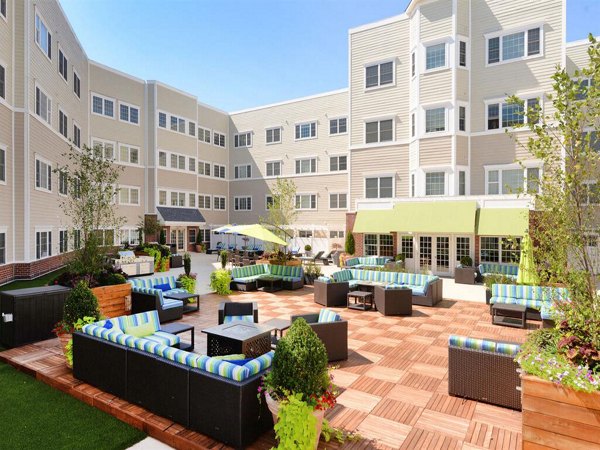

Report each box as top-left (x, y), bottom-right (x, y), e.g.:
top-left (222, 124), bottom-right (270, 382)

top-left (0, 285), bottom-right (532, 449)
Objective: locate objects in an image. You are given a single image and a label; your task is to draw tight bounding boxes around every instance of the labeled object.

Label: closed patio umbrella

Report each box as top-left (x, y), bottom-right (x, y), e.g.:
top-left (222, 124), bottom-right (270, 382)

top-left (517, 233), bottom-right (539, 285)
top-left (226, 224), bottom-right (287, 246)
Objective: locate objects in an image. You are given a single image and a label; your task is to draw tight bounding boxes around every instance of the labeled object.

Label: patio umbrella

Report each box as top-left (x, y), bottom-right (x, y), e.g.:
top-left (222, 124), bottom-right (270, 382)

top-left (226, 224), bottom-right (287, 246)
top-left (213, 224), bottom-right (232, 248)
top-left (517, 233), bottom-right (539, 285)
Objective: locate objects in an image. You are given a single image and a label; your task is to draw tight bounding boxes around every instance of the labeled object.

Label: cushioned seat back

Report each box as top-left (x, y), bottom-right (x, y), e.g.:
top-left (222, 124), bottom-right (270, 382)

top-left (318, 309), bottom-right (342, 323)
top-left (280, 265), bottom-right (303, 277)
top-left (117, 311), bottom-right (161, 334)
top-left (332, 269), bottom-right (353, 282)
top-left (345, 257), bottom-right (360, 267)
top-left (269, 265), bottom-right (283, 276)
top-left (378, 271), bottom-right (397, 284)
top-left (491, 283), bottom-right (518, 298)
top-left (542, 287), bottom-right (569, 302)
top-left (448, 335), bottom-right (521, 357)
top-left (513, 285), bottom-right (544, 301)
top-left (149, 275), bottom-right (177, 289)
top-left (231, 264), bottom-right (268, 279)
top-left (481, 263), bottom-right (519, 276)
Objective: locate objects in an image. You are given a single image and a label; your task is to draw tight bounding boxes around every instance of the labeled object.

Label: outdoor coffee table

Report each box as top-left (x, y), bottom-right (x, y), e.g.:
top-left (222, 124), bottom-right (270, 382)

top-left (164, 291), bottom-right (200, 314)
top-left (161, 322), bottom-right (195, 351)
top-left (257, 275), bottom-right (283, 293)
top-left (492, 303), bottom-right (527, 329)
top-left (263, 318), bottom-right (291, 347)
top-left (202, 322), bottom-right (273, 358)
top-left (347, 290), bottom-right (374, 311)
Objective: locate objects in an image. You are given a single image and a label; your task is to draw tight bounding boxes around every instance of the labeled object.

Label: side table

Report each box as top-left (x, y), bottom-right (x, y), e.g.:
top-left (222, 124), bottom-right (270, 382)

top-left (161, 322), bottom-right (195, 351)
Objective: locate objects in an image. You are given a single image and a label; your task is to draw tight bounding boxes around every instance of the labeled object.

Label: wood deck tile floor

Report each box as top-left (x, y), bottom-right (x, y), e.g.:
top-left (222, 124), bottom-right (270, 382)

top-left (0, 286), bottom-right (534, 449)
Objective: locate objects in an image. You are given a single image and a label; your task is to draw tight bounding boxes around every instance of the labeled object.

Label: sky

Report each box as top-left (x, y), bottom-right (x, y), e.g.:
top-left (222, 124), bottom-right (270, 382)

top-left (59, 0), bottom-right (600, 112)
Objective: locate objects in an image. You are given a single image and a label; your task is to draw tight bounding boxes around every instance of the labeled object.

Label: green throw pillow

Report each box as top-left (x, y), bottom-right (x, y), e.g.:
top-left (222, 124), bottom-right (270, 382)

top-left (125, 322), bottom-right (155, 338)
top-left (212, 354), bottom-right (246, 360)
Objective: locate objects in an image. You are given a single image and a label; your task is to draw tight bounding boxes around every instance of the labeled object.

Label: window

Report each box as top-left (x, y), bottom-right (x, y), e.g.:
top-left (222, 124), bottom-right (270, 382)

top-left (265, 195), bottom-right (278, 209)
top-left (198, 126), bottom-right (211, 143)
top-left (59, 230), bottom-right (68, 253)
top-left (364, 234), bottom-right (394, 257)
top-left (0, 64), bottom-right (4, 99)
top-left (234, 132), bottom-right (252, 148)
top-left (365, 176), bottom-right (393, 198)
top-left (189, 193), bottom-right (196, 207)
top-left (329, 193), bottom-right (347, 209)
top-left (170, 154), bottom-right (185, 170)
top-left (58, 49), bottom-right (68, 81)
top-left (71, 178), bottom-right (81, 199)
top-left (411, 113), bottom-right (415, 137)
top-left (198, 194), bottom-right (211, 209)
top-left (425, 107), bottom-right (446, 133)
top-left (198, 161), bottom-right (211, 176)
top-left (456, 237), bottom-right (470, 262)
top-left (295, 158), bottom-right (316, 174)
top-left (487, 104), bottom-right (500, 130)
top-left (295, 122), bottom-right (317, 140)
top-left (487, 27), bottom-right (541, 64)
top-left (502, 103), bottom-right (523, 128)
top-left (0, 0), bottom-right (5, 19)
top-left (213, 196), bottom-right (226, 210)
top-left (583, 182), bottom-right (600, 205)
top-left (170, 191), bottom-right (186, 207)
top-left (329, 155), bottom-right (347, 172)
top-left (92, 94), bottom-right (114, 118)
top-left (92, 139), bottom-right (115, 160)
top-left (266, 127), bottom-right (281, 144)
top-left (487, 98), bottom-right (539, 130)
top-left (480, 237), bottom-right (521, 263)
top-left (365, 119), bottom-right (393, 143)
top-left (35, 86), bottom-right (52, 125)
top-left (58, 110), bottom-right (68, 138)
top-left (58, 170), bottom-right (67, 195)
top-left (401, 236), bottom-right (413, 259)
top-left (425, 43), bottom-right (446, 70)
top-left (234, 196), bottom-right (252, 211)
top-left (119, 186), bottom-right (139, 205)
top-left (459, 41), bottom-right (467, 67)
top-left (213, 164), bottom-right (226, 179)
top-left (526, 98), bottom-right (540, 124)
top-left (35, 13), bottom-right (52, 59)
top-left (35, 157), bottom-right (52, 191)
top-left (425, 172), bottom-right (445, 196)
top-left (213, 131), bottom-right (226, 147)
top-left (487, 166), bottom-right (541, 195)
top-left (234, 164), bottom-right (251, 179)
top-left (73, 71), bottom-right (80, 98)
top-left (459, 106), bottom-right (466, 131)
top-left (188, 228), bottom-right (196, 247)
top-left (329, 118), bottom-right (347, 135)
top-left (188, 157), bottom-right (195, 172)
top-left (189, 122), bottom-right (196, 137)
top-left (365, 61), bottom-right (394, 88)
top-left (94, 229), bottom-right (114, 247)
top-left (119, 103), bottom-right (139, 124)
top-left (119, 144), bottom-right (139, 165)
top-left (169, 115), bottom-right (185, 133)
top-left (266, 161), bottom-right (281, 177)
top-left (158, 151), bottom-right (167, 167)
top-left (330, 230), bottom-right (345, 239)
top-left (36, 231), bottom-right (52, 259)
top-left (73, 123), bottom-right (81, 148)
top-left (459, 171), bottom-right (466, 196)
top-left (0, 232), bottom-right (5, 264)
top-left (0, 148), bottom-right (5, 182)
top-left (299, 230), bottom-right (312, 238)
top-left (411, 52), bottom-right (416, 77)
top-left (295, 194), bottom-right (317, 210)
top-left (158, 190), bottom-right (167, 206)
top-left (158, 112), bottom-right (167, 128)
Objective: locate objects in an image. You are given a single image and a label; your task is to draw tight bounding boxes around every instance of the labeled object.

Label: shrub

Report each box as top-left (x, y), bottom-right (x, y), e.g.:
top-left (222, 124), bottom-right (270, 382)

top-left (394, 254), bottom-right (405, 262)
top-left (220, 250), bottom-right (229, 269)
top-left (183, 252), bottom-right (191, 276)
top-left (63, 281), bottom-right (101, 327)
top-left (177, 273), bottom-right (197, 294)
top-left (195, 230), bottom-right (203, 245)
top-left (459, 255), bottom-right (473, 267)
top-left (210, 269), bottom-right (232, 295)
top-left (304, 244), bottom-right (312, 252)
top-left (344, 233), bottom-right (355, 255)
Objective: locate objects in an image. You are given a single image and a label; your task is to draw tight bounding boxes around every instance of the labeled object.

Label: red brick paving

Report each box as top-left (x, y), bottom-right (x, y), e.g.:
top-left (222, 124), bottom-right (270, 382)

top-left (0, 286), bottom-right (533, 449)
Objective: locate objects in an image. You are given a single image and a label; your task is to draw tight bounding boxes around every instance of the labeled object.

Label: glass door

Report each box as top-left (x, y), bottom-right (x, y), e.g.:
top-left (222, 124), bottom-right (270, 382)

top-left (435, 236), bottom-right (450, 275)
top-left (419, 236), bottom-right (432, 272)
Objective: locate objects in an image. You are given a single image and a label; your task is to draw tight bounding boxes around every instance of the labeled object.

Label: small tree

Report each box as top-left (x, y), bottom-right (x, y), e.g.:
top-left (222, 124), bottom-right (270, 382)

top-left (137, 215), bottom-right (163, 243)
top-left (260, 178), bottom-right (297, 247)
top-left (345, 232), bottom-right (355, 255)
top-left (55, 144), bottom-right (124, 280)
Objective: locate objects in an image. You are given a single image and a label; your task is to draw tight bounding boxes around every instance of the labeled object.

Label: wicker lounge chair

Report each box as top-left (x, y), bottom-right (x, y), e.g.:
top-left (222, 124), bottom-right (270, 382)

top-left (291, 311), bottom-right (348, 361)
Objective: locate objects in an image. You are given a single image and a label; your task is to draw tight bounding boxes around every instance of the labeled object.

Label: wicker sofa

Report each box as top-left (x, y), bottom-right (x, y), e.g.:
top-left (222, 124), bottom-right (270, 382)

top-left (328, 269), bottom-right (443, 307)
top-left (488, 283), bottom-right (569, 321)
top-left (230, 264), bottom-right (304, 291)
top-left (73, 311), bottom-right (274, 449)
top-left (344, 256), bottom-right (392, 269)
top-left (291, 309), bottom-right (348, 361)
top-left (478, 263), bottom-right (519, 280)
top-left (129, 275), bottom-right (186, 322)
top-left (448, 335), bottom-right (522, 410)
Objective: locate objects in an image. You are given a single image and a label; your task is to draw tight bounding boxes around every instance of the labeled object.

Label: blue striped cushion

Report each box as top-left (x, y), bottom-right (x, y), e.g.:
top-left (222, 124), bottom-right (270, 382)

top-left (332, 270), bottom-right (353, 282)
top-left (159, 346), bottom-right (202, 367)
top-left (449, 335), bottom-right (497, 352)
top-left (318, 309), bottom-right (341, 323)
top-left (496, 342), bottom-right (521, 356)
top-left (197, 355), bottom-right (250, 381)
top-left (244, 351), bottom-right (274, 376)
top-left (145, 331), bottom-right (180, 346)
top-left (345, 258), bottom-right (359, 267)
top-left (223, 315), bottom-right (254, 323)
top-left (117, 311), bottom-right (161, 333)
top-left (317, 276), bottom-right (332, 283)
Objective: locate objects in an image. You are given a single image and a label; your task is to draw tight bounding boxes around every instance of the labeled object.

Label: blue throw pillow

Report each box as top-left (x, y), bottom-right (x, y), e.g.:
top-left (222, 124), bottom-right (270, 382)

top-left (228, 358), bottom-right (252, 366)
top-left (103, 321), bottom-right (113, 329)
top-left (153, 283), bottom-right (171, 292)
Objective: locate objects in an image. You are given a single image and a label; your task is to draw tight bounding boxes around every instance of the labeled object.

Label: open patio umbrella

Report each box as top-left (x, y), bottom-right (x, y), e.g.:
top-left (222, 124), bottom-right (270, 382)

top-left (213, 224), bottom-right (233, 248)
top-left (226, 224), bottom-right (287, 246)
top-left (517, 233), bottom-right (539, 285)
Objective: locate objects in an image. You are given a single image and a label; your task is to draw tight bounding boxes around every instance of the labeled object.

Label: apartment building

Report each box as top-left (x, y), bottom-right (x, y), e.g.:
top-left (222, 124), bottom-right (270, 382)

top-left (0, 0), bottom-right (593, 284)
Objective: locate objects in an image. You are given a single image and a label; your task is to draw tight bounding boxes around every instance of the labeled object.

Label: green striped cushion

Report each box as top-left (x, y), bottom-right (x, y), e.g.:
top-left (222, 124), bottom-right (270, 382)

top-left (117, 311), bottom-right (160, 333)
top-left (223, 315), bottom-right (254, 323)
top-left (196, 355), bottom-right (250, 381)
top-left (244, 351), bottom-right (274, 376)
top-left (318, 309), bottom-right (341, 323)
top-left (449, 335), bottom-right (497, 352)
top-left (332, 270), bottom-right (353, 282)
top-left (496, 342), bottom-right (521, 356)
top-left (145, 331), bottom-right (180, 346)
top-left (159, 346), bottom-right (203, 367)
top-left (131, 338), bottom-right (162, 353)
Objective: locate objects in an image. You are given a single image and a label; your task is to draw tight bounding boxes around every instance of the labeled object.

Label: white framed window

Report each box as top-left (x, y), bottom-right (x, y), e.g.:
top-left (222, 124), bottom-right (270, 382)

top-left (234, 131), bottom-right (252, 148)
top-left (480, 237), bottom-right (522, 263)
top-left (188, 157), bottom-right (196, 172)
top-left (487, 26), bottom-right (542, 65)
top-left (158, 190), bottom-right (167, 206)
top-left (295, 157), bottom-right (316, 174)
top-left (198, 126), bottom-right (211, 143)
top-left (119, 186), bottom-right (140, 205)
top-left (365, 119), bottom-right (393, 143)
top-left (119, 144), bottom-right (139, 165)
top-left (329, 117), bottom-right (347, 135)
top-left (411, 52), bottom-right (416, 78)
top-left (59, 230), bottom-right (68, 254)
top-left (456, 236), bottom-right (471, 262)
top-left (58, 48), bottom-right (68, 81)
top-left (120, 228), bottom-right (140, 246)
top-left (35, 85), bottom-right (52, 125)
top-left (213, 196), bottom-right (226, 210)
top-left (295, 194), bottom-right (317, 210)
top-left (158, 151), bottom-right (167, 167)
top-left (58, 169), bottom-right (68, 196)
top-left (36, 230), bottom-right (52, 259)
top-left (91, 93), bottom-right (114, 118)
top-left (213, 131), bottom-right (226, 147)
top-left (365, 60), bottom-right (394, 88)
top-left (411, 173), bottom-right (415, 197)
top-left (486, 97), bottom-right (539, 130)
top-left (485, 165), bottom-right (541, 195)
top-left (198, 194), bottom-right (211, 209)
top-left (234, 196), bottom-right (252, 211)
top-left (91, 138), bottom-right (115, 160)
top-left (189, 192), bottom-right (196, 207)
top-left (119, 102), bottom-right (139, 125)
top-left (35, 156), bottom-right (52, 192)
top-left (425, 172), bottom-right (445, 196)
top-left (329, 193), bottom-right (347, 210)
top-left (170, 154), bottom-right (186, 170)
top-left (266, 160), bottom-right (282, 177)
top-left (35, 13), bottom-right (52, 60)
top-left (188, 122), bottom-right (196, 137)
top-left (295, 121), bottom-right (317, 140)
top-left (197, 160), bottom-right (211, 176)
top-left (425, 107), bottom-right (446, 133)
top-left (401, 235), bottom-right (414, 259)
top-left (330, 230), bottom-right (345, 239)
top-left (73, 70), bottom-right (81, 98)
top-left (459, 41), bottom-right (467, 67)
top-left (266, 195), bottom-right (276, 210)
top-left (298, 230), bottom-right (312, 238)
top-left (364, 234), bottom-right (394, 257)
top-left (425, 43), bottom-right (446, 70)
top-left (329, 155), bottom-right (347, 171)
top-left (170, 191), bottom-right (186, 207)
top-left (170, 115), bottom-right (185, 133)
top-left (266, 127), bottom-right (281, 144)
top-left (158, 112), bottom-right (167, 128)
top-left (0, 231), bottom-right (5, 264)
top-left (213, 164), bottom-right (226, 179)
top-left (459, 106), bottom-right (466, 132)
top-left (365, 176), bottom-right (393, 199)
top-left (73, 123), bottom-right (81, 148)
top-left (0, 148), bottom-right (5, 183)
top-left (459, 170), bottom-right (466, 196)
top-left (234, 164), bottom-right (252, 179)
top-left (58, 109), bottom-right (68, 138)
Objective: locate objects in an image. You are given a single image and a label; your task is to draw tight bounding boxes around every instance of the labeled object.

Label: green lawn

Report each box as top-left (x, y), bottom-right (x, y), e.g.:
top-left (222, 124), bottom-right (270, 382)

top-left (0, 268), bottom-right (67, 291)
top-left (0, 362), bottom-right (146, 449)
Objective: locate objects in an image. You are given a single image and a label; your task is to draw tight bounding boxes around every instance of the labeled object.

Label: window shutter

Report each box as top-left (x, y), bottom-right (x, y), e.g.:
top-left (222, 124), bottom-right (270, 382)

top-left (36, 232), bottom-right (40, 259)
top-left (48, 231), bottom-right (52, 256)
top-left (48, 164), bottom-right (52, 190)
top-left (35, 160), bottom-right (40, 187)
top-left (47, 33), bottom-right (52, 59)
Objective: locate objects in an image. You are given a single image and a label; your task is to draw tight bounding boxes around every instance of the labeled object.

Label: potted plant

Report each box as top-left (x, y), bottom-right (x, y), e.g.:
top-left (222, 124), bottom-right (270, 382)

top-left (304, 244), bottom-right (312, 257)
top-left (304, 263), bottom-right (322, 285)
top-left (219, 250), bottom-right (229, 269)
top-left (210, 269), bottom-right (232, 295)
top-left (455, 255), bottom-right (475, 285)
top-left (195, 231), bottom-right (204, 252)
top-left (261, 318), bottom-right (337, 449)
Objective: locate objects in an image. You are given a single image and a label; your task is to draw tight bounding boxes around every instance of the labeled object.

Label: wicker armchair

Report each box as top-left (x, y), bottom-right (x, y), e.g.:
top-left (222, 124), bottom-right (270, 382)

top-left (218, 302), bottom-right (259, 325)
top-left (290, 313), bottom-right (348, 361)
top-left (314, 280), bottom-right (349, 307)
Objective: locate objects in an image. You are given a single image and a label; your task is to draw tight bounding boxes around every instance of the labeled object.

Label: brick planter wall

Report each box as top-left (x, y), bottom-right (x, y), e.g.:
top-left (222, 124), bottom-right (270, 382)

top-left (0, 253), bottom-right (72, 286)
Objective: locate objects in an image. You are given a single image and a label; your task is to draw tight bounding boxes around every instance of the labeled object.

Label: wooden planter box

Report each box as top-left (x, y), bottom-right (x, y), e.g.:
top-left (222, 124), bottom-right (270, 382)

top-left (91, 283), bottom-right (132, 318)
top-left (522, 374), bottom-right (600, 449)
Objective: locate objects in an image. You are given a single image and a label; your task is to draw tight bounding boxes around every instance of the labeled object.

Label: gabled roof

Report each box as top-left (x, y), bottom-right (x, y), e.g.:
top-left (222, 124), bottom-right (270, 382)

top-left (156, 207), bottom-right (205, 224)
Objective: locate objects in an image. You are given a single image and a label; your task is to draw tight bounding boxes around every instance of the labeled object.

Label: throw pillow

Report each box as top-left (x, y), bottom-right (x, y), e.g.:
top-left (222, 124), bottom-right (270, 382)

top-left (153, 283), bottom-right (172, 292)
top-left (318, 309), bottom-right (341, 323)
top-left (124, 322), bottom-right (155, 338)
top-left (213, 354), bottom-right (246, 361)
top-left (228, 358), bottom-right (252, 366)
top-left (103, 321), bottom-right (114, 329)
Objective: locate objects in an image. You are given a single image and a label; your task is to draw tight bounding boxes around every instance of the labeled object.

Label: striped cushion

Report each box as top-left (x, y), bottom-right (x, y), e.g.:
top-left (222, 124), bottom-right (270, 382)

top-left (345, 257), bottom-right (360, 267)
top-left (117, 311), bottom-right (161, 333)
top-left (196, 355), bottom-right (250, 381)
top-left (479, 263), bottom-right (519, 276)
top-left (317, 276), bottom-right (333, 283)
top-left (496, 342), bottom-right (521, 356)
top-left (244, 351), bottom-right (274, 376)
top-left (145, 331), bottom-right (180, 346)
top-left (318, 309), bottom-right (341, 323)
top-left (131, 337), bottom-right (162, 353)
top-left (223, 315), bottom-right (254, 323)
top-left (159, 346), bottom-right (203, 367)
top-left (449, 335), bottom-right (521, 356)
top-left (162, 298), bottom-right (184, 309)
top-left (332, 270), bottom-right (353, 282)
top-left (233, 276), bottom-right (261, 283)
top-left (231, 264), bottom-right (269, 279)
top-left (282, 276), bottom-right (302, 282)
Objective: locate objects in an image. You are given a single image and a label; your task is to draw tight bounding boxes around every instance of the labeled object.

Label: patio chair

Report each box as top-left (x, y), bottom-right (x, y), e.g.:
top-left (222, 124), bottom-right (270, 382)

top-left (290, 246), bottom-right (301, 255)
top-left (317, 251), bottom-right (331, 265)
top-left (218, 302), bottom-right (259, 325)
top-left (291, 309), bottom-right (348, 361)
top-left (299, 250), bottom-right (324, 264)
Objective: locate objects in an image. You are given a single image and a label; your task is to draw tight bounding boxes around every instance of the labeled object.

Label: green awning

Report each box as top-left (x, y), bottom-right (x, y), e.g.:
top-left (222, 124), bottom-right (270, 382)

top-left (476, 208), bottom-right (529, 236)
top-left (392, 201), bottom-right (477, 234)
top-left (353, 209), bottom-right (396, 233)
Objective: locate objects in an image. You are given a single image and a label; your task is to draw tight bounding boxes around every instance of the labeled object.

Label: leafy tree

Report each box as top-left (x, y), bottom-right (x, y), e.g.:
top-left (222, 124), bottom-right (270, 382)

top-left (260, 178), bottom-right (298, 246)
top-left (344, 232), bottom-right (355, 255)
